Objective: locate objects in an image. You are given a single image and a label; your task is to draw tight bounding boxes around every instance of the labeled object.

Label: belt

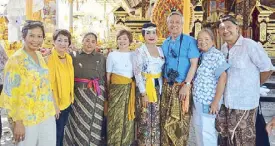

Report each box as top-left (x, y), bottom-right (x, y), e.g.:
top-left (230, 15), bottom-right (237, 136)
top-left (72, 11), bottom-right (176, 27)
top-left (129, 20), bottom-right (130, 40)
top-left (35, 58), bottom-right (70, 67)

top-left (74, 78), bottom-right (101, 96)
top-left (163, 78), bottom-right (184, 86)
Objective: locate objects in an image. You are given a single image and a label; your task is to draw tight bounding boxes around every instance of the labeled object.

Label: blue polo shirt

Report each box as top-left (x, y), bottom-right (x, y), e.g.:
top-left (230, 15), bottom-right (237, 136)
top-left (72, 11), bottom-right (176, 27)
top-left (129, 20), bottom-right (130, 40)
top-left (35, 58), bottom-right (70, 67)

top-left (162, 34), bottom-right (200, 83)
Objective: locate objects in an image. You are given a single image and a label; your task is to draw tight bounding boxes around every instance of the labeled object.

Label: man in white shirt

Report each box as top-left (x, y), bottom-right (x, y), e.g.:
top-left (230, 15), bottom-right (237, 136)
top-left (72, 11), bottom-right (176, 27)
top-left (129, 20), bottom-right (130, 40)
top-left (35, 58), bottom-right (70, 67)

top-left (215, 15), bottom-right (273, 146)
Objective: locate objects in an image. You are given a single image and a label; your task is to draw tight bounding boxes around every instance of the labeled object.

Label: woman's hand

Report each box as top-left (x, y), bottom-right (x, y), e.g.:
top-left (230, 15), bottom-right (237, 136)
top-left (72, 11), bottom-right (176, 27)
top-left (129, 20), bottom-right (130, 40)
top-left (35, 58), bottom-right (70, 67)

top-left (14, 120), bottom-right (25, 143)
top-left (54, 104), bottom-right (61, 119)
top-left (210, 100), bottom-right (219, 115)
top-left (141, 93), bottom-right (149, 108)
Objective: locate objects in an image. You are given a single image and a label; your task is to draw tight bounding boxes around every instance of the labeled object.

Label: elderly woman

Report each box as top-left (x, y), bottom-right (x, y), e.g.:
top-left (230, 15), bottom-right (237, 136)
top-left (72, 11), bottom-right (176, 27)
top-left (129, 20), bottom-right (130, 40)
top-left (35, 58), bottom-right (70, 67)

top-left (133, 23), bottom-right (164, 146)
top-left (106, 29), bottom-right (135, 146)
top-left (46, 29), bottom-right (74, 146)
top-left (192, 28), bottom-right (230, 146)
top-left (63, 32), bottom-right (106, 146)
top-left (0, 21), bottom-right (57, 146)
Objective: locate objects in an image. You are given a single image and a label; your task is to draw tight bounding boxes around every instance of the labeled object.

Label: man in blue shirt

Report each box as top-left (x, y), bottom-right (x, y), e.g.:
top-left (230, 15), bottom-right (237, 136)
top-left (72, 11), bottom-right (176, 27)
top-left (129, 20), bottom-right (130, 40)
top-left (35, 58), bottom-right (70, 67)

top-left (160, 11), bottom-right (200, 146)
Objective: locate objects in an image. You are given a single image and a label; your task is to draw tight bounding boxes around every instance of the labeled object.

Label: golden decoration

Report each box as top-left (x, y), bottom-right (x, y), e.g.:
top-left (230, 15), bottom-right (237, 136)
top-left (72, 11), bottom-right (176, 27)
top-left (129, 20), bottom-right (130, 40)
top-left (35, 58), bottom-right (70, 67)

top-left (260, 22), bottom-right (267, 42)
top-left (152, 0), bottom-right (194, 38)
top-left (267, 34), bottom-right (275, 44)
top-left (42, 33), bottom-right (54, 49)
top-left (0, 40), bottom-right (22, 57)
top-left (194, 22), bottom-right (202, 39)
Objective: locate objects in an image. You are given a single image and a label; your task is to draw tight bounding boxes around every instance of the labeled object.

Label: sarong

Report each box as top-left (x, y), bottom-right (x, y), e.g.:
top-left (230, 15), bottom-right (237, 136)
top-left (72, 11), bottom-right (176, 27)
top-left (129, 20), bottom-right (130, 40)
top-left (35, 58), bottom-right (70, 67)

top-left (63, 85), bottom-right (105, 146)
top-left (215, 104), bottom-right (257, 146)
top-left (107, 74), bottom-right (135, 146)
top-left (160, 82), bottom-right (192, 146)
top-left (136, 87), bottom-right (160, 146)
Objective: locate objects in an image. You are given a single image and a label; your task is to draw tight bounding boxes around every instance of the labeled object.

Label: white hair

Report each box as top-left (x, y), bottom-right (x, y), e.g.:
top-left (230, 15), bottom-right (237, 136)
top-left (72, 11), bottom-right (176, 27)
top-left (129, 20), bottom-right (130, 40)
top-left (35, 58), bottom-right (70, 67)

top-left (167, 11), bottom-right (184, 24)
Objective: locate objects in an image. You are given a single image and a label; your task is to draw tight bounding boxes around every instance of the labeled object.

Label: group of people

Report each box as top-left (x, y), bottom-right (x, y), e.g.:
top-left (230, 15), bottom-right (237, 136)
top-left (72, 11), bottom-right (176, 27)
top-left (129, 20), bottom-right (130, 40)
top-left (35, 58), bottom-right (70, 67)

top-left (0, 11), bottom-right (273, 146)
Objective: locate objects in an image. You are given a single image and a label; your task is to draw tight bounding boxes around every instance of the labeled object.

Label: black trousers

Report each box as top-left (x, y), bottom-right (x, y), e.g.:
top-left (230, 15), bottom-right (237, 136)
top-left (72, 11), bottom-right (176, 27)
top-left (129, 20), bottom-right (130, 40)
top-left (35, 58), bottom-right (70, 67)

top-left (0, 84), bottom-right (3, 139)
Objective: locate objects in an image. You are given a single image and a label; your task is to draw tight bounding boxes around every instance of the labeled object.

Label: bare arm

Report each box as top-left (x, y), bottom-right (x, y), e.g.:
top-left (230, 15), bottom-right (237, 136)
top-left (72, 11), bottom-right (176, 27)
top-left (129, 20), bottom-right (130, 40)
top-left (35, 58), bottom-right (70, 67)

top-left (185, 58), bottom-right (199, 83)
top-left (179, 58), bottom-right (198, 113)
top-left (210, 72), bottom-right (227, 114)
top-left (260, 71), bottom-right (273, 85)
top-left (213, 72), bottom-right (227, 103)
top-left (106, 72), bottom-right (111, 90)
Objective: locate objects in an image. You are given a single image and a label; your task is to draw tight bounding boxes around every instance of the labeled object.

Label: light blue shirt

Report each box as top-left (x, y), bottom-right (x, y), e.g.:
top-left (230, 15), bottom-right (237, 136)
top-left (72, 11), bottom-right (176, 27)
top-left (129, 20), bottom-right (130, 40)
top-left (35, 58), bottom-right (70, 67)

top-left (193, 47), bottom-right (230, 105)
top-left (162, 34), bottom-right (200, 82)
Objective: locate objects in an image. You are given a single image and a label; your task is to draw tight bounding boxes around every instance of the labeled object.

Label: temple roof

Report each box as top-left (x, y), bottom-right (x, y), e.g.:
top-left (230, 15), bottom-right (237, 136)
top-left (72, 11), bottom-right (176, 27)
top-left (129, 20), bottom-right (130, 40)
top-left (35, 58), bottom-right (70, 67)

top-left (123, 0), bottom-right (142, 8)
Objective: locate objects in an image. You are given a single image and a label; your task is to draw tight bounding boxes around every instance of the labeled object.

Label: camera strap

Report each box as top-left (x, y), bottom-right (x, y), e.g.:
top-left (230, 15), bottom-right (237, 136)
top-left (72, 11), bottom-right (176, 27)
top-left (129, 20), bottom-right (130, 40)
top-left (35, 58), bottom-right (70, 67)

top-left (176, 34), bottom-right (183, 71)
top-left (165, 33), bottom-right (183, 82)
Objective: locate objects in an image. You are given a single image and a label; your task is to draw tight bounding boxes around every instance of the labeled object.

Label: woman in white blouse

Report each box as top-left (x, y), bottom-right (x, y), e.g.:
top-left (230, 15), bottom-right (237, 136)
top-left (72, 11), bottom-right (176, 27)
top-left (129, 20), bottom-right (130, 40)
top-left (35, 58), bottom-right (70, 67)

top-left (133, 23), bottom-right (165, 146)
top-left (106, 29), bottom-right (135, 146)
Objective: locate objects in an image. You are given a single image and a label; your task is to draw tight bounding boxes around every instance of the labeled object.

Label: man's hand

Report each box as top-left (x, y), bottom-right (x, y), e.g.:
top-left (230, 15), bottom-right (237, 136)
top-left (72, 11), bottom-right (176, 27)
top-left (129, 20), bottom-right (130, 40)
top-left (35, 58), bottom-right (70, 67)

top-left (179, 85), bottom-right (191, 114)
top-left (266, 117), bottom-right (275, 134)
top-left (179, 85), bottom-right (190, 101)
top-left (14, 120), bottom-right (25, 143)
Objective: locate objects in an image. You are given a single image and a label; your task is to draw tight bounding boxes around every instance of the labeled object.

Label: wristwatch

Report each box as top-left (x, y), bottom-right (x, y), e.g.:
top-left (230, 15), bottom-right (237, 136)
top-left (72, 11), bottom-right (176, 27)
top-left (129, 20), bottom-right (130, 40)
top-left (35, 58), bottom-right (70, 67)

top-left (184, 82), bottom-right (191, 86)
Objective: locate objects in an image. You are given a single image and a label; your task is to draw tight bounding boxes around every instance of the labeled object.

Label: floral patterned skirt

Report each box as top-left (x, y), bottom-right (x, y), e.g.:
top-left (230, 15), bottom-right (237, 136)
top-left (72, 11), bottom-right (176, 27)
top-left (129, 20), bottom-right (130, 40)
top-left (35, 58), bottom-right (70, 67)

top-left (136, 88), bottom-right (160, 146)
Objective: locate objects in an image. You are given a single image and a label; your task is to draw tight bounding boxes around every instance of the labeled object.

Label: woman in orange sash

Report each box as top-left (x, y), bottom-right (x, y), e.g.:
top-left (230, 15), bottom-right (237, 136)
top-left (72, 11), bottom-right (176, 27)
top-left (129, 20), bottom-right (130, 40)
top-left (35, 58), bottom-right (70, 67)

top-left (106, 29), bottom-right (135, 146)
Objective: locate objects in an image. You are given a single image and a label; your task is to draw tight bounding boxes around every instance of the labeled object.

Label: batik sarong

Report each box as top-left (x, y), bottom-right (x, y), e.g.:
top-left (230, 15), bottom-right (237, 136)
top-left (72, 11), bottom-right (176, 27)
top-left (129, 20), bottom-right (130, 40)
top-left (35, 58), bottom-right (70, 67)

top-left (63, 84), bottom-right (105, 146)
top-left (215, 104), bottom-right (257, 146)
top-left (136, 87), bottom-right (160, 146)
top-left (160, 83), bottom-right (192, 146)
top-left (107, 74), bottom-right (135, 146)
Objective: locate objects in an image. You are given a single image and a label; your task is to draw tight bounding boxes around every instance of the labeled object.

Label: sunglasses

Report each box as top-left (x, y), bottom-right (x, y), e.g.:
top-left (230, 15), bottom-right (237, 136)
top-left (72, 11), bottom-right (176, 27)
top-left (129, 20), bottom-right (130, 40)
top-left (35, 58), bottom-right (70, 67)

top-left (219, 15), bottom-right (238, 26)
top-left (25, 20), bottom-right (44, 26)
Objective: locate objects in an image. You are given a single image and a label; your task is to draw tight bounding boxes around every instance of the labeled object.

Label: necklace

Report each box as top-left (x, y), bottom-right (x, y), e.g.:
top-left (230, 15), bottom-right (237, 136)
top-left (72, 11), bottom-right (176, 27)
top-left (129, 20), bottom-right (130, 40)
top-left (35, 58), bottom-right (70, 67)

top-left (58, 54), bottom-right (66, 59)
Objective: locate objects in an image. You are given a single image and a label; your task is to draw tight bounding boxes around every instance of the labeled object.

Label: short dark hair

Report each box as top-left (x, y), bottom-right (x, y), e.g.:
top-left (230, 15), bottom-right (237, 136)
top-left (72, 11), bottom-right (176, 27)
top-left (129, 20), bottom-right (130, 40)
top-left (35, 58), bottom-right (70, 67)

top-left (22, 20), bottom-right (45, 39)
top-left (218, 15), bottom-right (238, 27)
top-left (116, 29), bottom-right (133, 43)
top-left (53, 29), bottom-right (72, 45)
top-left (82, 32), bottom-right (97, 42)
top-left (142, 22), bottom-right (157, 37)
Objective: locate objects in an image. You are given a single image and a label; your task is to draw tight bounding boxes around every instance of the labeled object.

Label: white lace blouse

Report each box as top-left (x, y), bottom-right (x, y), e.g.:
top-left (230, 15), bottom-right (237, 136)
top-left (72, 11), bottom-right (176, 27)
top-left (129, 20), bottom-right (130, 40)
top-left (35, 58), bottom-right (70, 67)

top-left (132, 44), bottom-right (165, 94)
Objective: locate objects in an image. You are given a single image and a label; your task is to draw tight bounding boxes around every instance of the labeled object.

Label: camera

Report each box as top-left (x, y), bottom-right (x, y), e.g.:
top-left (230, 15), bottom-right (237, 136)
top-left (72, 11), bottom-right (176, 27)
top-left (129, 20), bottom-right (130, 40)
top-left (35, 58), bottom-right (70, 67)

top-left (167, 68), bottom-right (179, 83)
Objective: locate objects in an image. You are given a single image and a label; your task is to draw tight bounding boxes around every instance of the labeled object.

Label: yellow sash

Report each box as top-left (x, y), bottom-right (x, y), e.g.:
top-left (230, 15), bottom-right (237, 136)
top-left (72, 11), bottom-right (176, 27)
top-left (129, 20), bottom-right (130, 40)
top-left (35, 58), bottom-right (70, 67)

top-left (111, 73), bottom-right (135, 120)
top-left (142, 72), bottom-right (161, 103)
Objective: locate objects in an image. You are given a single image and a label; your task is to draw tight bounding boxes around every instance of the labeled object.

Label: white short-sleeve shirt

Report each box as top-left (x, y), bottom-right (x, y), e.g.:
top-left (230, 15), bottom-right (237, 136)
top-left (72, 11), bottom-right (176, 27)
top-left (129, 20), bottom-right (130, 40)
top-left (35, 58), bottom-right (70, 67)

top-left (106, 51), bottom-right (134, 78)
top-left (221, 35), bottom-right (273, 110)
